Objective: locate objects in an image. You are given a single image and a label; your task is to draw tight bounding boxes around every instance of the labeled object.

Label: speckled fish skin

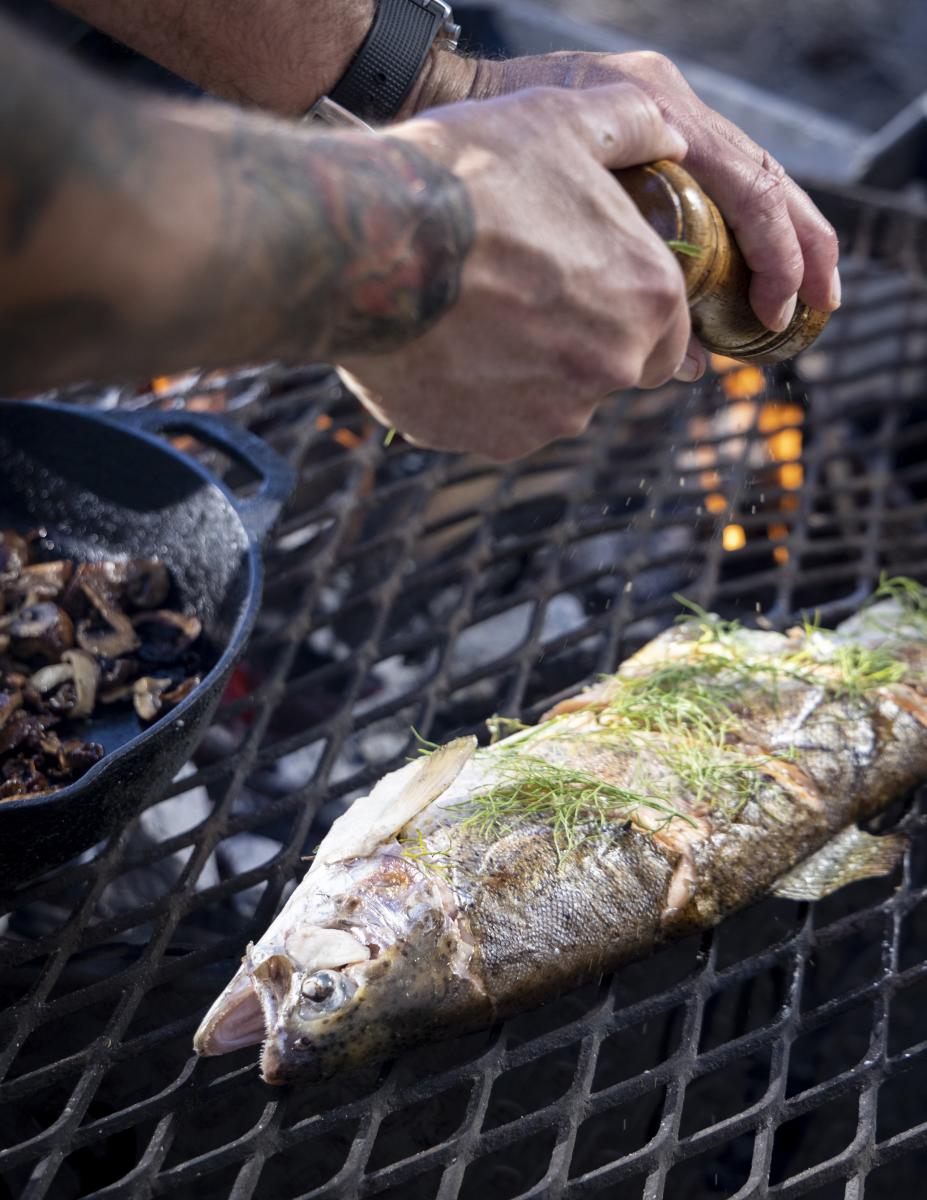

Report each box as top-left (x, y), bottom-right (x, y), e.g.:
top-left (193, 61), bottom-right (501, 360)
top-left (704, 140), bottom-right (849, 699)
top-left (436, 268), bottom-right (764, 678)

top-left (197, 600), bottom-right (927, 1083)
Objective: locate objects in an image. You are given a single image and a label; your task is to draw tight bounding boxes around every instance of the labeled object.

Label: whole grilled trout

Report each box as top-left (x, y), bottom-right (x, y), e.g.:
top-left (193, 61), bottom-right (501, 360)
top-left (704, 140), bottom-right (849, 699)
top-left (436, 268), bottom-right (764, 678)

top-left (195, 590), bottom-right (927, 1083)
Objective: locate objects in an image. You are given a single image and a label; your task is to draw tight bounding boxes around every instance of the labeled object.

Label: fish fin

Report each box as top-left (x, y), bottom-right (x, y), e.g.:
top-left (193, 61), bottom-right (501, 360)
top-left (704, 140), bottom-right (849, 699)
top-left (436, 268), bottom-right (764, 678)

top-left (772, 825), bottom-right (907, 901)
top-left (314, 735), bottom-right (477, 868)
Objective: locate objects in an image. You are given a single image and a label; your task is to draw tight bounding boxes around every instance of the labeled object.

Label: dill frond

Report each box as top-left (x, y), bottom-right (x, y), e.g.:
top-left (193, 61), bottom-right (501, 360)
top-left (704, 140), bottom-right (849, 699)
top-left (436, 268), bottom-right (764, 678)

top-left (410, 727), bottom-right (441, 755)
top-left (667, 239), bottom-right (704, 258)
top-left (827, 643), bottom-right (907, 696)
top-left (782, 633), bottom-right (907, 696)
top-left (674, 594), bottom-right (743, 643)
top-left (871, 575), bottom-right (927, 624)
top-left (598, 658), bottom-right (743, 735)
top-left (487, 715), bottom-right (532, 743)
top-left (453, 752), bottom-right (693, 861)
top-left (399, 827), bottom-right (453, 875)
top-left (656, 728), bottom-right (775, 814)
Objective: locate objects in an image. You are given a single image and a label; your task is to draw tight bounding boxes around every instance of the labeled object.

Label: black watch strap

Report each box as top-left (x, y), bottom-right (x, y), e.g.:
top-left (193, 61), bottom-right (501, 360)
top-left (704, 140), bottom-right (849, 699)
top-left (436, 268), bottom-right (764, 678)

top-left (329, 0), bottom-right (452, 123)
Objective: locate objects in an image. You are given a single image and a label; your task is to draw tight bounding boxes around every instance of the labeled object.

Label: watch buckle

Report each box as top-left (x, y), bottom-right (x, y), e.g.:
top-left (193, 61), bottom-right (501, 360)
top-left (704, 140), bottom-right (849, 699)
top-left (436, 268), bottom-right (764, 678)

top-left (423, 0), bottom-right (461, 49)
top-left (304, 96), bottom-right (375, 131)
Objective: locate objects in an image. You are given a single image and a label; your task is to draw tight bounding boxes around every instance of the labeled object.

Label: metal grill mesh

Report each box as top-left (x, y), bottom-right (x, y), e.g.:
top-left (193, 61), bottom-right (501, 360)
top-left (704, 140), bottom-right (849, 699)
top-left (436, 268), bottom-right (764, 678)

top-left (2, 186), bottom-right (927, 1200)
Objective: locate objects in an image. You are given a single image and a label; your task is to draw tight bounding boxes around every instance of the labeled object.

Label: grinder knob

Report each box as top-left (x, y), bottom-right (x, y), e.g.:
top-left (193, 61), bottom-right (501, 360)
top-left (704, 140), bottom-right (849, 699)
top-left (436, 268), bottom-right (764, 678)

top-left (615, 159), bottom-right (830, 365)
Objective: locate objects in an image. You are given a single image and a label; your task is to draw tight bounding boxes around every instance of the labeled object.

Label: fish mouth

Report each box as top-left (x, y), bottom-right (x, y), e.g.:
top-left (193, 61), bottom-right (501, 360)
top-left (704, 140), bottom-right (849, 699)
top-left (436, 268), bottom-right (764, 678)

top-left (193, 968), bottom-right (265, 1056)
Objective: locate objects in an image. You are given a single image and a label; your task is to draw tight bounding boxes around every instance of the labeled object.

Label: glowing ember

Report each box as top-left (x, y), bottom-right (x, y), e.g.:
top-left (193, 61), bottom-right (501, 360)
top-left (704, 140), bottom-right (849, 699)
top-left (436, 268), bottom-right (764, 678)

top-left (759, 403), bottom-right (803, 433)
top-left (721, 366), bottom-right (765, 400)
top-left (701, 469), bottom-right (722, 491)
top-left (722, 524), bottom-right (746, 551)
top-left (705, 493), bottom-right (728, 515)
top-left (767, 427), bottom-right (802, 461)
top-left (769, 523), bottom-right (791, 564)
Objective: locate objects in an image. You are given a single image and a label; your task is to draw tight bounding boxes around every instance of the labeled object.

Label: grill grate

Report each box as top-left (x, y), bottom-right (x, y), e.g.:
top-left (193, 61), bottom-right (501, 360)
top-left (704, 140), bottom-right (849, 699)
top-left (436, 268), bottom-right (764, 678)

top-left (2, 185), bottom-right (927, 1200)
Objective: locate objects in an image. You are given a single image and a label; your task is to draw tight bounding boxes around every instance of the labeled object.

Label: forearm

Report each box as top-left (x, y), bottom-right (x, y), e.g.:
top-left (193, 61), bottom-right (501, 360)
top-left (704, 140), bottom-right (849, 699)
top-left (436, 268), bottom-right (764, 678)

top-left (0, 17), bottom-right (474, 393)
top-left (54, 0), bottom-right (376, 115)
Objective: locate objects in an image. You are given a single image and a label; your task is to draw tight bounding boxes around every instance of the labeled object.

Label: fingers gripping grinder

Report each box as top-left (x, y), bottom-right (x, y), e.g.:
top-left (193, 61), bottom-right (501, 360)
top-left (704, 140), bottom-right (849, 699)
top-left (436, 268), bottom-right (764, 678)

top-left (616, 160), bottom-right (831, 364)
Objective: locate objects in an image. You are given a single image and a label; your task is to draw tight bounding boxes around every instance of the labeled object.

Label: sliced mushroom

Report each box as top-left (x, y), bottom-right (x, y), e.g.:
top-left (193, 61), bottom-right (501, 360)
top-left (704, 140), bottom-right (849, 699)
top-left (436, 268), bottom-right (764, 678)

top-left (11, 561), bottom-right (73, 600)
top-left (100, 657), bottom-right (140, 688)
top-left (61, 650), bottom-right (101, 718)
top-left (163, 675), bottom-right (201, 705)
top-left (7, 670), bottom-right (41, 710)
top-left (0, 783), bottom-right (53, 802)
top-left (0, 531), bottom-right (29, 583)
top-left (133, 676), bottom-right (173, 722)
top-left (130, 672), bottom-right (201, 721)
top-left (61, 559), bottom-right (169, 615)
top-left (0, 756), bottom-right (47, 797)
top-left (9, 603), bottom-right (75, 662)
top-left (62, 562), bottom-right (129, 614)
top-left (0, 711), bottom-right (34, 756)
top-left (0, 688), bottom-right (22, 730)
top-left (30, 651), bottom-right (100, 718)
top-left (57, 737), bottom-right (104, 776)
top-left (76, 583), bottom-right (140, 658)
top-left (124, 560), bottom-right (171, 610)
top-left (30, 663), bottom-right (74, 694)
top-left (133, 610), bottom-right (202, 663)
top-left (98, 657), bottom-right (142, 703)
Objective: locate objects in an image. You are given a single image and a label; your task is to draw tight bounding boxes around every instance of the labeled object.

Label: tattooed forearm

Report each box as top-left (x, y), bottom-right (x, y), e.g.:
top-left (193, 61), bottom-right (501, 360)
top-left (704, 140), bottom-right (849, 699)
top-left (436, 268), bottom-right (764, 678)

top-left (0, 15), bottom-right (474, 393)
top-left (234, 132), bottom-right (474, 359)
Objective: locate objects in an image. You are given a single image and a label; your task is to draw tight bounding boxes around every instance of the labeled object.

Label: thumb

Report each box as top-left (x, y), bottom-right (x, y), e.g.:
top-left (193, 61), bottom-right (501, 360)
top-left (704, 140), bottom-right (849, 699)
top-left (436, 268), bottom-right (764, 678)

top-left (567, 82), bottom-right (688, 170)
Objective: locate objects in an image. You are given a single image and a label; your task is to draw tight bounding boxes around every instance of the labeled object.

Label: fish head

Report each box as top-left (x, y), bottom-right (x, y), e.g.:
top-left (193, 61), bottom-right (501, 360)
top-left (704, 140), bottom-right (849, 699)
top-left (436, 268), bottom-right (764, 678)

top-left (259, 853), bottom-right (489, 1083)
top-left (197, 851), bottom-right (489, 1083)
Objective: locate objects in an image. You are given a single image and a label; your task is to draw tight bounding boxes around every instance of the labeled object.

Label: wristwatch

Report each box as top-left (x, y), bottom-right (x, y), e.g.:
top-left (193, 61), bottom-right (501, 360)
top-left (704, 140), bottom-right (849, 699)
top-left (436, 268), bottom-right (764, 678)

top-left (308, 0), bottom-right (460, 126)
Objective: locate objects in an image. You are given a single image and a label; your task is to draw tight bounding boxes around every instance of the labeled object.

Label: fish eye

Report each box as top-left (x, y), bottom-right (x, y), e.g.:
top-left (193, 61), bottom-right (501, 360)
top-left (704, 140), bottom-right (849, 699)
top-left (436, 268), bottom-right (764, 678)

top-left (298, 969), bottom-right (356, 1018)
top-left (301, 972), bottom-right (335, 1003)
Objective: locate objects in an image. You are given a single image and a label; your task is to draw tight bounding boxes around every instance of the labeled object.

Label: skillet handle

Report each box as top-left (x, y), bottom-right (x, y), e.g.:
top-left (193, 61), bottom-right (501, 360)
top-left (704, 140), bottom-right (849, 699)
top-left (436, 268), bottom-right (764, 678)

top-left (123, 410), bottom-right (295, 543)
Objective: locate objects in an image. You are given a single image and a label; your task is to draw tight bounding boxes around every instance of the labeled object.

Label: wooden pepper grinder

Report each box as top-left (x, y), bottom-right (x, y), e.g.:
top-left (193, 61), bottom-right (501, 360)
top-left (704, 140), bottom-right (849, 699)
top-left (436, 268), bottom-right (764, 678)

top-left (615, 160), bottom-right (830, 364)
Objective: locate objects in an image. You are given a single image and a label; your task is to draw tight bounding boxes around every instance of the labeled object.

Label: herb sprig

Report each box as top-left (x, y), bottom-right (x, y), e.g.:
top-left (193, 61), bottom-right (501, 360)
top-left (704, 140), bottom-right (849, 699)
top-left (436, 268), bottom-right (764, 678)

top-left (450, 751), bottom-right (693, 860)
top-left (667, 239), bottom-right (704, 258)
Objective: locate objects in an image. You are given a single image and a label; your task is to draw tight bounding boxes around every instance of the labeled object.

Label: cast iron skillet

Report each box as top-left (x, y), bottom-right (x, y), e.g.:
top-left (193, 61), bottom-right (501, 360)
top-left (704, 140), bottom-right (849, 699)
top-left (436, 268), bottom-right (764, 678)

top-left (0, 400), bottom-right (294, 888)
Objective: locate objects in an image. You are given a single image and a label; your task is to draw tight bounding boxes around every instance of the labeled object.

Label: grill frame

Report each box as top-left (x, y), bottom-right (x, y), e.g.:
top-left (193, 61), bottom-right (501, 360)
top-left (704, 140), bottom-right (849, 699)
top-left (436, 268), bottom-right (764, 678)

top-left (1, 182), bottom-right (927, 1200)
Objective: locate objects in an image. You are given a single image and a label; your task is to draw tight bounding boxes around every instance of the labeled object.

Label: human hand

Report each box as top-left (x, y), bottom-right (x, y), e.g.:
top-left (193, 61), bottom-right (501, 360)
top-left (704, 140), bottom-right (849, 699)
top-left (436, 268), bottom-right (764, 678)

top-left (338, 84), bottom-right (694, 461)
top-left (412, 50), bottom-right (841, 335)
